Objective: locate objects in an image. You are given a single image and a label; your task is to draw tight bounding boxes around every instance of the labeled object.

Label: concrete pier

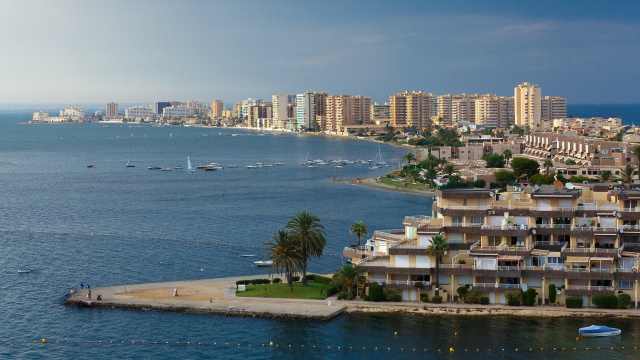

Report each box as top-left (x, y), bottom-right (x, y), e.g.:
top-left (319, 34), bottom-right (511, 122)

top-left (65, 274), bottom-right (345, 320)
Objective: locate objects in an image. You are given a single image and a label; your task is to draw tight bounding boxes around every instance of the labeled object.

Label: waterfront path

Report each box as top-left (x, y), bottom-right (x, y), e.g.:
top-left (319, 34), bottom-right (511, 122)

top-left (66, 274), bottom-right (345, 320)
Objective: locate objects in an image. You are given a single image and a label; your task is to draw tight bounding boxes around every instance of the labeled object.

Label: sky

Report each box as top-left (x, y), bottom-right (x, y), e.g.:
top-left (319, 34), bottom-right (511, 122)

top-left (1, 0), bottom-right (639, 105)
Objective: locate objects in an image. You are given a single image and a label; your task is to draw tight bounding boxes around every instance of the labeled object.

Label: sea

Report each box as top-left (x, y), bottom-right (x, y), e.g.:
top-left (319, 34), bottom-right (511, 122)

top-left (1, 106), bottom-right (640, 359)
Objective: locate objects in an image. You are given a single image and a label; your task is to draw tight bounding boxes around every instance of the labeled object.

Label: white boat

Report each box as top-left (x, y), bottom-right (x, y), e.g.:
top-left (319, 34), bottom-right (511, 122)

top-left (228, 164), bottom-right (238, 168)
top-left (186, 156), bottom-right (196, 172)
top-left (159, 168), bottom-right (171, 171)
top-left (253, 260), bottom-right (273, 267)
top-left (239, 254), bottom-right (257, 258)
top-left (246, 165), bottom-right (258, 169)
top-left (18, 268), bottom-right (30, 273)
top-left (579, 325), bottom-right (621, 337)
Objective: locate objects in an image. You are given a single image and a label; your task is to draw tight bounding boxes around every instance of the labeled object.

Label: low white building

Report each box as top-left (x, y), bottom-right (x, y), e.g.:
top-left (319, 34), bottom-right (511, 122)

top-left (125, 105), bottom-right (154, 119)
top-left (32, 110), bottom-right (49, 122)
top-left (59, 107), bottom-right (85, 121)
top-left (163, 106), bottom-right (190, 118)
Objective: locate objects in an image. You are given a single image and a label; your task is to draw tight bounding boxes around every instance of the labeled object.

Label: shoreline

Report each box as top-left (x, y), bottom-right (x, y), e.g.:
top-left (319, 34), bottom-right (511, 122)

top-left (64, 275), bottom-right (640, 320)
top-left (338, 177), bottom-right (434, 196)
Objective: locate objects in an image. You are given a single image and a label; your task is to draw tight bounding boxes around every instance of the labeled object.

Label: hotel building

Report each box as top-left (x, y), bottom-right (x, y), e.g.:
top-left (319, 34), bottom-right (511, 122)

top-left (371, 102), bottom-right (391, 125)
top-left (32, 110), bottom-right (49, 122)
top-left (106, 102), bottom-right (119, 119)
top-left (162, 106), bottom-right (190, 118)
top-left (348, 185), bottom-right (640, 307)
top-left (390, 91), bottom-right (436, 130)
top-left (125, 105), bottom-right (154, 119)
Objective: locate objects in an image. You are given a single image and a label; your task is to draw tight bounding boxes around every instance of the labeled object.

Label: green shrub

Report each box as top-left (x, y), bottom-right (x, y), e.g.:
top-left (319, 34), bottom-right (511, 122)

top-left (325, 285), bottom-right (341, 297)
top-left (505, 290), bottom-right (522, 302)
top-left (337, 292), bottom-right (347, 300)
top-left (548, 284), bottom-right (556, 304)
top-left (312, 275), bottom-right (333, 285)
top-left (457, 286), bottom-right (468, 300)
top-left (363, 295), bottom-right (370, 301)
top-left (369, 284), bottom-right (384, 302)
top-left (432, 296), bottom-right (442, 304)
top-left (522, 289), bottom-right (538, 306)
top-left (464, 290), bottom-right (479, 304)
top-left (480, 297), bottom-right (489, 305)
top-left (618, 294), bottom-right (631, 309)
top-left (592, 294), bottom-right (618, 309)
top-left (272, 278), bottom-right (282, 284)
top-left (566, 296), bottom-right (583, 308)
top-left (384, 288), bottom-right (399, 302)
top-left (508, 299), bottom-right (521, 306)
top-left (292, 276), bottom-right (300, 282)
top-left (421, 295), bottom-right (429, 302)
top-left (236, 280), bottom-right (249, 285)
top-left (394, 295), bottom-right (401, 302)
top-left (306, 274), bottom-right (315, 282)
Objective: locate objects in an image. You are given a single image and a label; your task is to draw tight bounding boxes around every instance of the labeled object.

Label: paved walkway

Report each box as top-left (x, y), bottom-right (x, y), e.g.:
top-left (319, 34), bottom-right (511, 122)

top-left (66, 274), bottom-right (344, 320)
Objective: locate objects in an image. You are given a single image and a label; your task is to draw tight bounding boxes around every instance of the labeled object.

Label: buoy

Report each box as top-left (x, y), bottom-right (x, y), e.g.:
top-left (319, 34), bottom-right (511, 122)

top-left (454, 332), bottom-right (458, 336)
top-left (269, 342), bottom-right (273, 346)
top-left (42, 339), bottom-right (46, 344)
top-left (450, 348), bottom-right (454, 352)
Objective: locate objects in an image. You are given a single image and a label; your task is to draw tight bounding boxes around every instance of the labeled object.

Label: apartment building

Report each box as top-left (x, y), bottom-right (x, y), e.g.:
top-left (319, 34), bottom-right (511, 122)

top-left (514, 82), bottom-right (542, 129)
top-left (163, 106), bottom-right (190, 118)
top-left (347, 185), bottom-right (640, 306)
top-left (541, 96), bottom-right (567, 129)
top-left (553, 117), bottom-right (622, 130)
top-left (125, 105), bottom-right (154, 119)
top-left (32, 110), bottom-right (49, 122)
top-left (390, 91), bottom-right (436, 130)
top-left (371, 102), bottom-right (391, 125)
top-left (324, 95), bottom-right (371, 131)
top-left (247, 104), bottom-right (272, 128)
top-left (272, 94), bottom-right (290, 126)
top-left (211, 100), bottom-right (224, 118)
top-left (106, 102), bottom-right (119, 118)
top-left (474, 96), bottom-right (514, 129)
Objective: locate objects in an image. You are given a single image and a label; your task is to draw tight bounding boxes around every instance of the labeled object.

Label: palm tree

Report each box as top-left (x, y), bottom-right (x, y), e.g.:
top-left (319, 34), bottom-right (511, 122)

top-left (403, 152), bottom-right (417, 166)
top-left (349, 221), bottom-right (368, 248)
top-left (620, 165), bottom-right (636, 187)
top-left (424, 166), bottom-right (438, 188)
top-left (503, 149), bottom-right (512, 167)
top-left (443, 164), bottom-right (457, 179)
top-left (543, 160), bottom-right (553, 175)
top-left (263, 229), bottom-right (303, 286)
top-left (425, 235), bottom-right (449, 297)
top-left (331, 264), bottom-right (365, 300)
top-left (632, 145), bottom-right (640, 181)
top-left (286, 211), bottom-right (326, 285)
top-left (597, 170), bottom-right (613, 182)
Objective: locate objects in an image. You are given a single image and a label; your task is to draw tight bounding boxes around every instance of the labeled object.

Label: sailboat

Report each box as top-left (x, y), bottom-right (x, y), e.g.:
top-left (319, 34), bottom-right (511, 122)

top-left (126, 159), bottom-right (135, 167)
top-left (376, 146), bottom-right (386, 165)
top-left (186, 156), bottom-right (196, 172)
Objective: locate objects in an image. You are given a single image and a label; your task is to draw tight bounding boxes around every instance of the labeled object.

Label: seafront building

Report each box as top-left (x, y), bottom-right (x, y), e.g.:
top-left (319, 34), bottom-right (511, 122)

top-left (32, 110), bottom-right (49, 122)
top-left (106, 102), bottom-right (119, 119)
top-left (162, 106), bottom-right (190, 119)
top-left (371, 102), bottom-right (391, 125)
top-left (347, 185), bottom-right (640, 307)
top-left (211, 100), bottom-right (224, 118)
top-left (474, 95), bottom-right (514, 129)
top-left (390, 91), bottom-right (436, 130)
top-left (552, 117), bottom-right (622, 131)
top-left (125, 105), bottom-right (154, 119)
top-left (154, 101), bottom-right (171, 116)
top-left (246, 103), bottom-right (272, 128)
top-left (541, 96), bottom-right (567, 129)
top-left (324, 95), bottom-right (371, 132)
top-left (514, 82), bottom-right (542, 130)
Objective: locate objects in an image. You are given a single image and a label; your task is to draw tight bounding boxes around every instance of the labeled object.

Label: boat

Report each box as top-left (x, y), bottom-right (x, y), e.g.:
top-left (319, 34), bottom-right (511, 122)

top-left (196, 165), bottom-right (206, 169)
top-left (159, 168), bottom-right (171, 171)
top-left (228, 164), bottom-right (238, 168)
top-left (126, 160), bottom-right (135, 168)
top-left (186, 156), bottom-right (196, 172)
top-left (86, 164), bottom-right (94, 168)
top-left (148, 166), bottom-right (161, 170)
top-left (18, 268), bottom-right (30, 273)
top-left (579, 325), bottom-right (621, 337)
top-left (204, 166), bottom-right (217, 171)
top-left (246, 165), bottom-right (258, 169)
top-left (239, 254), bottom-right (257, 258)
top-left (253, 260), bottom-right (273, 267)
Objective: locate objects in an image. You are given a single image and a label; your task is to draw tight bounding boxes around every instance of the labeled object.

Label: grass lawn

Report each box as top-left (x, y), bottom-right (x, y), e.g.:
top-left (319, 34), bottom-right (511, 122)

top-left (379, 176), bottom-right (431, 191)
top-left (235, 282), bottom-right (329, 300)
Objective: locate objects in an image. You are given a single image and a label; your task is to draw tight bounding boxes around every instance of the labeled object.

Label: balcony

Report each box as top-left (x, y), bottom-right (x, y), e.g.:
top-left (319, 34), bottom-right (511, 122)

top-left (403, 215), bottom-right (432, 228)
top-left (444, 222), bottom-right (482, 233)
top-left (480, 225), bottom-right (531, 237)
top-left (471, 282), bottom-right (520, 293)
top-left (532, 223), bottom-right (572, 235)
top-left (342, 246), bottom-right (373, 259)
top-left (369, 279), bottom-right (433, 291)
top-left (570, 226), bottom-right (619, 237)
top-left (565, 285), bottom-right (615, 296)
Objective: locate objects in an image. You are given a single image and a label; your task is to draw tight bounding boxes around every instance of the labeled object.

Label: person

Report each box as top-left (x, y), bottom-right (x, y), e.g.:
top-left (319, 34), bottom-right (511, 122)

top-left (70, 289), bottom-right (74, 296)
top-left (80, 283), bottom-right (84, 289)
top-left (87, 288), bottom-right (91, 301)
top-left (97, 295), bottom-right (102, 301)
top-left (173, 288), bottom-right (178, 297)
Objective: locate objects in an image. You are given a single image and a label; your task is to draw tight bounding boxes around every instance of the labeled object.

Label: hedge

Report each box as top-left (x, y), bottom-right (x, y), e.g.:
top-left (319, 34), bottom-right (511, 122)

top-left (464, 290), bottom-right (479, 304)
top-left (480, 297), bottom-right (489, 305)
top-left (421, 295), bottom-right (429, 303)
top-left (548, 284), bottom-right (556, 304)
top-left (619, 294), bottom-right (631, 309)
top-left (432, 296), bottom-right (442, 304)
top-left (384, 288), bottom-right (399, 302)
top-left (325, 285), bottom-right (341, 297)
top-left (508, 299), bottom-right (520, 306)
top-left (272, 278), bottom-right (282, 284)
top-left (292, 276), bottom-right (300, 282)
top-left (522, 289), bottom-right (538, 306)
top-left (592, 294), bottom-right (618, 309)
top-left (363, 295), bottom-right (370, 301)
top-left (394, 295), bottom-right (401, 302)
top-left (566, 296), bottom-right (583, 308)
top-left (309, 274), bottom-right (333, 285)
top-left (369, 284), bottom-right (384, 302)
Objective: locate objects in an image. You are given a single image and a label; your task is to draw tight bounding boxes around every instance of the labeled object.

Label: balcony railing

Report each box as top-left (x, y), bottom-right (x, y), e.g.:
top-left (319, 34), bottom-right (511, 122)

top-left (498, 266), bottom-right (521, 271)
top-left (498, 283), bottom-right (521, 289)
top-left (373, 280), bottom-right (432, 286)
top-left (473, 282), bottom-right (497, 288)
top-left (566, 285), bottom-right (614, 291)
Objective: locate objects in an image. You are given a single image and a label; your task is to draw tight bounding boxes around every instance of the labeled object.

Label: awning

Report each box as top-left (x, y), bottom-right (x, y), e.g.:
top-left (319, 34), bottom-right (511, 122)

top-left (531, 249), bottom-right (549, 256)
top-left (621, 251), bottom-right (640, 258)
top-left (548, 251), bottom-right (561, 258)
top-left (498, 255), bottom-right (523, 261)
top-left (566, 256), bottom-right (589, 263)
top-left (589, 257), bottom-right (614, 263)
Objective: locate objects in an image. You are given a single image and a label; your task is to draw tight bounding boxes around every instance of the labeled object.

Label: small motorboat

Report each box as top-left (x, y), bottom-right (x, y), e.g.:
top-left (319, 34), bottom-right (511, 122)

top-left (253, 260), bottom-right (273, 267)
top-left (159, 168), bottom-right (171, 171)
top-left (579, 325), bottom-right (621, 337)
top-left (86, 164), bottom-right (95, 168)
top-left (239, 254), bottom-right (257, 258)
top-left (18, 268), bottom-right (30, 273)
top-left (148, 166), bottom-right (161, 170)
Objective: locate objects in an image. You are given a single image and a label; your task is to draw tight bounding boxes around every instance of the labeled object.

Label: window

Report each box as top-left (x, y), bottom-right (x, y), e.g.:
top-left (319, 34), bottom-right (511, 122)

top-left (618, 281), bottom-right (633, 290)
top-left (548, 257), bottom-right (564, 264)
top-left (452, 216), bottom-right (463, 226)
top-left (488, 236), bottom-right (501, 246)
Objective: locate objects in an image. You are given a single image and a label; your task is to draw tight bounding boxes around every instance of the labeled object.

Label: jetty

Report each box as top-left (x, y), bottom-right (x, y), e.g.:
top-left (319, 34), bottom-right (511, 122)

top-left (64, 274), bottom-right (345, 320)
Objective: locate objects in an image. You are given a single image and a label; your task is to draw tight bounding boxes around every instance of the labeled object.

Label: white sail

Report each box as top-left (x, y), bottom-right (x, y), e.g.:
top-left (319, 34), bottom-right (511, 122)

top-left (187, 156), bottom-right (195, 171)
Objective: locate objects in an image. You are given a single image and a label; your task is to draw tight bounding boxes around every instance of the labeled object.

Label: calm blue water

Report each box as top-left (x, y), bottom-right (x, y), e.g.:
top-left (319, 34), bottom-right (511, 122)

top-left (2, 108), bottom-right (640, 359)
top-left (568, 104), bottom-right (640, 126)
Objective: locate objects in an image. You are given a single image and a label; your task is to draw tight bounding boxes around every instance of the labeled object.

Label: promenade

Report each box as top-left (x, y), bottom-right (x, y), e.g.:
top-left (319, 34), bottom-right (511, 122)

top-left (65, 274), bottom-right (345, 320)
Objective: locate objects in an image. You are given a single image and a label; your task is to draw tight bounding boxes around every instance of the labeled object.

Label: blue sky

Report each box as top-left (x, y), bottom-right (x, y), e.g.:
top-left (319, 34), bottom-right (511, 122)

top-left (1, 0), bottom-right (639, 105)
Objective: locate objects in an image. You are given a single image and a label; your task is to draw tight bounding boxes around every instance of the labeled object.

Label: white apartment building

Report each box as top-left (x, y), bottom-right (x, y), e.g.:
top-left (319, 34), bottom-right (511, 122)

top-left (163, 106), bottom-right (190, 118)
top-left (514, 82), bottom-right (541, 129)
top-left (541, 96), bottom-right (567, 129)
top-left (552, 117), bottom-right (622, 130)
top-left (59, 107), bottom-right (85, 121)
top-left (296, 92), bottom-right (315, 130)
top-left (125, 105), bottom-right (154, 119)
top-left (474, 96), bottom-right (514, 129)
top-left (32, 110), bottom-right (49, 122)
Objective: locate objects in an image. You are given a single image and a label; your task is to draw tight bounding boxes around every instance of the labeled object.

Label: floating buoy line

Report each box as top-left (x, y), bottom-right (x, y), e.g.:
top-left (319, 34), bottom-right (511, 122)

top-left (1, 340), bottom-right (638, 353)
top-left (0, 229), bottom-right (343, 257)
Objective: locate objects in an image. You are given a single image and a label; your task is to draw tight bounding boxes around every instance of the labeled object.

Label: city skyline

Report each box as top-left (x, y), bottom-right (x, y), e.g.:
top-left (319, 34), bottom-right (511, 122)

top-left (1, 1), bottom-right (639, 104)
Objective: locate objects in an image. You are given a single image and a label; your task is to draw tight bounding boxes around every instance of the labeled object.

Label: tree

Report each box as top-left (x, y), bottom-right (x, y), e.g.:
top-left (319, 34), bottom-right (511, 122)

top-left (597, 170), bottom-right (613, 182)
top-left (511, 157), bottom-right (540, 180)
top-left (543, 160), bottom-right (553, 175)
top-left (263, 229), bottom-right (303, 286)
top-left (565, 159), bottom-right (577, 165)
top-left (425, 235), bottom-right (449, 297)
top-left (503, 149), bottom-right (512, 167)
top-left (424, 166), bottom-right (438, 188)
top-left (443, 164), bottom-right (457, 178)
top-left (349, 221), bottom-right (368, 248)
top-left (286, 211), bottom-right (327, 285)
top-left (331, 264), bottom-right (365, 300)
top-left (632, 145), bottom-right (640, 181)
top-left (485, 154), bottom-right (505, 168)
top-left (620, 165), bottom-right (636, 187)
top-left (403, 152), bottom-right (417, 165)
top-left (529, 173), bottom-right (567, 185)
top-left (494, 169), bottom-right (516, 188)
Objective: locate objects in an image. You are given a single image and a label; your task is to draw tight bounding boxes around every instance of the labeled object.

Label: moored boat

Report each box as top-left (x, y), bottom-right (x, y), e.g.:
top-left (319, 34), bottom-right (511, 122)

top-left (253, 260), bottom-right (273, 267)
top-left (148, 166), bottom-right (161, 170)
top-left (579, 325), bottom-right (621, 337)
top-left (18, 267), bottom-right (30, 273)
top-left (159, 168), bottom-right (171, 171)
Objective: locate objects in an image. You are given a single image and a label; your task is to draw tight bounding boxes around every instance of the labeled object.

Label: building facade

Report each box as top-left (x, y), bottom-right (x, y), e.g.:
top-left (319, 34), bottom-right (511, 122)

top-left (32, 110), bottom-right (49, 122)
top-left (211, 100), bottom-right (224, 118)
top-left (106, 102), bottom-right (119, 118)
top-left (390, 91), bottom-right (435, 130)
top-left (296, 92), bottom-right (315, 130)
top-left (125, 105), bottom-right (154, 119)
top-left (163, 106), bottom-right (190, 118)
top-left (371, 102), bottom-right (391, 125)
top-left (474, 96), bottom-right (514, 129)
top-left (541, 96), bottom-right (567, 129)
top-left (347, 185), bottom-right (640, 306)
top-left (514, 82), bottom-right (542, 129)
top-left (154, 101), bottom-right (171, 115)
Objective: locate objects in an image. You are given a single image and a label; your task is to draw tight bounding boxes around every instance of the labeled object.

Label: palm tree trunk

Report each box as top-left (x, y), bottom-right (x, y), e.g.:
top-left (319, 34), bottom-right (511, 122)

top-left (434, 256), bottom-right (440, 297)
top-left (357, 234), bottom-right (361, 248)
top-left (301, 261), bottom-right (308, 285)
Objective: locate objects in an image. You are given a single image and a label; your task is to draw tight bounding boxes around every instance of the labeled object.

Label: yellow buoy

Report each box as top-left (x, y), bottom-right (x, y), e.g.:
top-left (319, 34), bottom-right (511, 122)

top-left (42, 339), bottom-right (46, 344)
top-left (449, 348), bottom-right (454, 352)
top-left (269, 342), bottom-right (273, 346)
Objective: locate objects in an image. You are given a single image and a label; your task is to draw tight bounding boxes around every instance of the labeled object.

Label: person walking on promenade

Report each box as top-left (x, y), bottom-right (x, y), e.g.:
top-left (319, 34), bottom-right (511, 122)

top-left (87, 288), bottom-right (92, 301)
